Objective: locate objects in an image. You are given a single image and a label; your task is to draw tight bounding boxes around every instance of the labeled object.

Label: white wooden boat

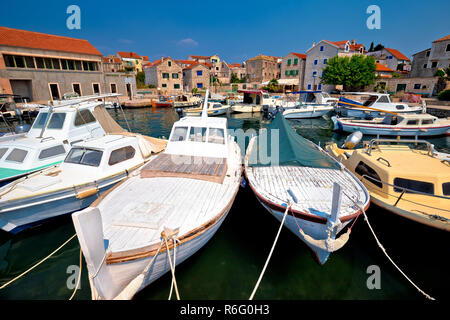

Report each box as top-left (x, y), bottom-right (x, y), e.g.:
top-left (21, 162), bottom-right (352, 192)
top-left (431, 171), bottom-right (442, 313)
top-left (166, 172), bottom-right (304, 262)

top-left (332, 114), bottom-right (450, 137)
top-left (0, 133), bottom-right (166, 233)
top-left (337, 92), bottom-right (425, 118)
top-left (183, 102), bottom-right (230, 117)
top-left (231, 90), bottom-right (278, 113)
top-left (0, 94), bottom-right (123, 186)
top-left (72, 91), bottom-right (242, 299)
top-left (282, 91), bottom-right (335, 119)
top-left (244, 114), bottom-right (370, 264)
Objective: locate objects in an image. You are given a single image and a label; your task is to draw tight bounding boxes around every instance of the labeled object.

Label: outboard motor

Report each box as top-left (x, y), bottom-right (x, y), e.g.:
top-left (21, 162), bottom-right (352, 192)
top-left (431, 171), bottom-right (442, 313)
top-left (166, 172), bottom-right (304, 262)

top-left (15, 124), bottom-right (31, 134)
top-left (262, 105), bottom-right (269, 118)
top-left (176, 108), bottom-right (184, 119)
top-left (113, 102), bottom-right (118, 110)
top-left (341, 131), bottom-right (363, 149)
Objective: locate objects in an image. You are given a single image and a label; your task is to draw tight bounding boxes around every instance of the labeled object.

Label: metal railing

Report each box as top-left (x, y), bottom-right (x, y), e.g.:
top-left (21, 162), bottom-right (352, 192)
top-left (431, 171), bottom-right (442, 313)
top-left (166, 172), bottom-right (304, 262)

top-left (365, 138), bottom-right (433, 156)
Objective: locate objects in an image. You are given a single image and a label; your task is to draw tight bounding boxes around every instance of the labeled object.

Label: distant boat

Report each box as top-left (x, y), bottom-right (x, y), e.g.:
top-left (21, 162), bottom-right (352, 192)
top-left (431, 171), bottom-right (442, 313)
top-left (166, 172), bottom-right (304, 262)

top-left (0, 133), bottom-right (167, 233)
top-left (231, 90), bottom-right (278, 113)
top-left (72, 90), bottom-right (242, 299)
top-left (332, 114), bottom-right (450, 137)
top-left (183, 102), bottom-right (230, 117)
top-left (244, 113), bottom-right (370, 264)
top-left (326, 134), bottom-right (450, 231)
top-left (337, 92), bottom-right (425, 118)
top-left (283, 91), bottom-right (334, 119)
top-left (151, 97), bottom-right (173, 107)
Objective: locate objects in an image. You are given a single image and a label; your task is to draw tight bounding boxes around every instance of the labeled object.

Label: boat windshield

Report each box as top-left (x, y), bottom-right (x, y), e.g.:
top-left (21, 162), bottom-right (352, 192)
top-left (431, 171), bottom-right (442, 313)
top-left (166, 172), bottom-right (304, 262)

top-left (322, 92), bottom-right (330, 98)
top-left (363, 96), bottom-right (377, 107)
top-left (32, 112), bottom-right (67, 130)
top-left (64, 147), bottom-right (103, 167)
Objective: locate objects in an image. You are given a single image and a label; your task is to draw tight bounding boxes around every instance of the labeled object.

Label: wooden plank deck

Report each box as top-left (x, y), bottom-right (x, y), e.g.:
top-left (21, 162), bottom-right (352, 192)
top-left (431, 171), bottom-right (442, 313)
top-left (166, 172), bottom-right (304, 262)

top-left (140, 153), bottom-right (228, 183)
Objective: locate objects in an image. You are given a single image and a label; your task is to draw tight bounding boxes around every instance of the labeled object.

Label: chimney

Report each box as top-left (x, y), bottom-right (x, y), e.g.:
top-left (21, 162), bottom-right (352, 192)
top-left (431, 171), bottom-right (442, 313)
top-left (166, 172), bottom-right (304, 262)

top-left (351, 39), bottom-right (356, 45)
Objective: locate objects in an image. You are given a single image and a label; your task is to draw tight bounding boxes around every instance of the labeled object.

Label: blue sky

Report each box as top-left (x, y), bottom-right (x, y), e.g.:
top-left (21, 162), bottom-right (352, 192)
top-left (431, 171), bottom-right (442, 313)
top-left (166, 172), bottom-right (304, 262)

top-left (2, 0), bottom-right (449, 63)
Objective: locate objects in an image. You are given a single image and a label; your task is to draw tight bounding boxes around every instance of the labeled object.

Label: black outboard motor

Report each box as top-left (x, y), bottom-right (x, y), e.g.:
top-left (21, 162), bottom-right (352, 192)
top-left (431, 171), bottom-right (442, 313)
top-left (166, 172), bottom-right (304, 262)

top-left (262, 105), bottom-right (269, 118)
top-left (176, 108), bottom-right (184, 119)
top-left (113, 102), bottom-right (118, 110)
top-left (15, 124), bottom-right (31, 134)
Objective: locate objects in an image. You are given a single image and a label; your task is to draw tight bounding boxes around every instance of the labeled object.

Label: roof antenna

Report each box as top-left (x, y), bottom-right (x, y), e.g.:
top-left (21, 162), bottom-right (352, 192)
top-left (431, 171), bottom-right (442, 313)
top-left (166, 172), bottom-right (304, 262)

top-left (201, 89), bottom-right (209, 122)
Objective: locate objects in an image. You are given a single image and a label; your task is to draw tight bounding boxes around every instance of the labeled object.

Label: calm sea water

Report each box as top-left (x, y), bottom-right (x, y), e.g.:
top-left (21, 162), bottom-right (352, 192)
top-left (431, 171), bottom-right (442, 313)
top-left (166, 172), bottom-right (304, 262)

top-left (0, 108), bottom-right (448, 300)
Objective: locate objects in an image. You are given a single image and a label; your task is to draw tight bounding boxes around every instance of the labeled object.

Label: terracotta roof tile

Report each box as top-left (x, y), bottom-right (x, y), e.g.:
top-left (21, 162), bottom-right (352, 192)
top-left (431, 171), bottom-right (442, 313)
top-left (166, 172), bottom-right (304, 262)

top-left (433, 34), bottom-right (450, 43)
top-left (0, 26), bottom-right (102, 56)
top-left (117, 51), bottom-right (141, 59)
top-left (183, 62), bottom-right (210, 71)
top-left (290, 52), bottom-right (307, 59)
top-left (384, 48), bottom-right (410, 61)
top-left (376, 63), bottom-right (394, 72)
top-left (102, 57), bottom-right (122, 63)
top-left (190, 55), bottom-right (211, 59)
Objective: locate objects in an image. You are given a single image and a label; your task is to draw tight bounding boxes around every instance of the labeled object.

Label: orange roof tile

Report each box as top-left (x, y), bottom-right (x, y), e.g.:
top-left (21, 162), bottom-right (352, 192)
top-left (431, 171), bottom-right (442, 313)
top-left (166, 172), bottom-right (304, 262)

top-left (376, 63), bottom-right (394, 72)
top-left (385, 48), bottom-right (410, 61)
top-left (190, 55), bottom-right (211, 59)
top-left (229, 63), bottom-right (243, 68)
top-left (183, 62), bottom-right (210, 71)
top-left (117, 51), bottom-right (141, 59)
top-left (290, 52), bottom-right (307, 59)
top-left (141, 56), bottom-right (149, 61)
top-left (175, 60), bottom-right (197, 65)
top-left (102, 57), bottom-right (122, 64)
top-left (433, 35), bottom-right (450, 43)
top-left (0, 26), bottom-right (102, 56)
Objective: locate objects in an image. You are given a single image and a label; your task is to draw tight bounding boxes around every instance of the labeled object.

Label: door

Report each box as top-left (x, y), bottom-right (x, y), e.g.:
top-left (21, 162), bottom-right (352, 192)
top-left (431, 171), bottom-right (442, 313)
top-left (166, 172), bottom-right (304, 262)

top-left (126, 83), bottom-right (132, 99)
top-left (49, 83), bottom-right (60, 100)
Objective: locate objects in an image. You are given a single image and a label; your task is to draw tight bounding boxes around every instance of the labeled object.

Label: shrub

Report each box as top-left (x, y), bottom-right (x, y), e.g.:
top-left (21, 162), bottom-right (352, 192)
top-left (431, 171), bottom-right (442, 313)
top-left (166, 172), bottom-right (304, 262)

top-left (438, 89), bottom-right (450, 101)
top-left (434, 69), bottom-right (445, 77)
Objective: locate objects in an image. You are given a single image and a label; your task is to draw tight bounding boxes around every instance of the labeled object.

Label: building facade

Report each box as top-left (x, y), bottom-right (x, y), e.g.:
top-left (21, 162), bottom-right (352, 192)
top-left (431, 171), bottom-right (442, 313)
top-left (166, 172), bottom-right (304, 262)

top-left (144, 57), bottom-right (183, 94)
top-left (366, 47), bottom-right (410, 72)
top-left (410, 35), bottom-right (450, 78)
top-left (182, 63), bottom-right (210, 92)
top-left (0, 26), bottom-right (135, 103)
top-left (245, 55), bottom-right (281, 83)
top-left (280, 52), bottom-right (306, 90)
top-left (304, 39), bottom-right (365, 92)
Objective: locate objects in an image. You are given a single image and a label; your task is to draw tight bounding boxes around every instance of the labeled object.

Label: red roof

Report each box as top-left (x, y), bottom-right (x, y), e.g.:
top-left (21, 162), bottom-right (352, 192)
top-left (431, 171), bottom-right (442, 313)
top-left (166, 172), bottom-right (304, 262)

top-left (385, 48), bottom-right (410, 61)
top-left (290, 52), bottom-right (307, 59)
top-left (117, 51), bottom-right (141, 59)
top-left (229, 63), bottom-right (243, 68)
top-left (102, 56), bottom-right (122, 64)
top-left (0, 26), bottom-right (102, 56)
top-left (190, 55), bottom-right (211, 59)
top-left (183, 62), bottom-right (210, 71)
top-left (175, 60), bottom-right (197, 65)
top-left (433, 35), bottom-right (450, 43)
top-left (323, 40), bottom-right (364, 52)
top-left (141, 56), bottom-right (149, 61)
top-left (376, 63), bottom-right (393, 72)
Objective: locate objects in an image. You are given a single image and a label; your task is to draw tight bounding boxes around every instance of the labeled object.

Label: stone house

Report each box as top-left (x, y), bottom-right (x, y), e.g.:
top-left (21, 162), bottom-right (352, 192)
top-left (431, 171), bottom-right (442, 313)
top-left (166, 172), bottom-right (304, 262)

top-left (245, 55), bottom-right (281, 83)
top-left (0, 26), bottom-right (135, 102)
top-left (182, 63), bottom-right (210, 92)
top-left (228, 63), bottom-right (246, 81)
top-left (375, 63), bottom-right (394, 78)
top-left (410, 35), bottom-right (450, 78)
top-left (102, 56), bottom-right (123, 73)
top-left (117, 52), bottom-right (146, 74)
top-left (304, 39), bottom-right (365, 92)
top-left (144, 57), bottom-right (183, 94)
top-left (366, 48), bottom-right (410, 72)
top-left (280, 52), bottom-right (306, 90)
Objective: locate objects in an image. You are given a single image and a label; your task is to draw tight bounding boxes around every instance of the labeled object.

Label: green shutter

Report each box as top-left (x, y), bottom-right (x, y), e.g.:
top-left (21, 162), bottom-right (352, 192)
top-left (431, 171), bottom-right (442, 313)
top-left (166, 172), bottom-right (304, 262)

top-left (294, 58), bottom-right (298, 65)
top-left (295, 70), bottom-right (299, 75)
top-left (287, 59), bottom-right (291, 66)
top-left (285, 70), bottom-right (288, 76)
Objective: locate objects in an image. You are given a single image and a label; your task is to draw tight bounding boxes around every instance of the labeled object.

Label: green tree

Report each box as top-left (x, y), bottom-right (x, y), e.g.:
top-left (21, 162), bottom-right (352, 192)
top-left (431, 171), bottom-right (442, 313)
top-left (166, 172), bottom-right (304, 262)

top-left (230, 72), bottom-right (245, 83)
top-left (136, 71), bottom-right (145, 88)
top-left (262, 78), bottom-right (279, 92)
top-left (321, 55), bottom-right (376, 91)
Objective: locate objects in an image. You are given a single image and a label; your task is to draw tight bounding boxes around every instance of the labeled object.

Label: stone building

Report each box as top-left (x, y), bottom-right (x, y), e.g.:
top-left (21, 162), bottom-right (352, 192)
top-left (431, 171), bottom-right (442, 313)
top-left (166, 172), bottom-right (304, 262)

top-left (280, 52), bottom-right (306, 90)
top-left (102, 56), bottom-right (123, 73)
top-left (366, 48), bottom-right (410, 72)
top-left (375, 63), bottom-right (394, 78)
top-left (410, 35), bottom-right (450, 78)
top-left (144, 57), bottom-right (183, 94)
top-left (0, 26), bottom-right (135, 103)
top-left (245, 55), bottom-right (281, 83)
top-left (117, 52), bottom-right (146, 74)
top-left (304, 39), bottom-right (365, 92)
top-left (182, 63), bottom-right (210, 92)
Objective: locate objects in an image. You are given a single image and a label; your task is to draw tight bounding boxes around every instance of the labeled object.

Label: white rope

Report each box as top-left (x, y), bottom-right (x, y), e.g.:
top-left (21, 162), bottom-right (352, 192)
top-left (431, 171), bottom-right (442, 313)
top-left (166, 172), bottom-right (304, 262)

top-left (357, 203), bottom-right (435, 300)
top-left (164, 236), bottom-right (180, 300)
top-left (249, 203), bottom-right (291, 300)
top-left (168, 238), bottom-right (181, 300)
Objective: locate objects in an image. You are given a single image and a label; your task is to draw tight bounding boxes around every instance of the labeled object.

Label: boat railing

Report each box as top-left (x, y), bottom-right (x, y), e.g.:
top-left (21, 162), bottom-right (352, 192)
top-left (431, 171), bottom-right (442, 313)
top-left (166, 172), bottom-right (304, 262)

top-left (365, 138), bottom-right (433, 156)
top-left (361, 174), bottom-right (450, 201)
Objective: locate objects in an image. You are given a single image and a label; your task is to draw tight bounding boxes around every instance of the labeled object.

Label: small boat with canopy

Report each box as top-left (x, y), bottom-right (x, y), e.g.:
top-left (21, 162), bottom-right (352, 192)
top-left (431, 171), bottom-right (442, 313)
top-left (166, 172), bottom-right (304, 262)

top-left (244, 114), bottom-right (370, 264)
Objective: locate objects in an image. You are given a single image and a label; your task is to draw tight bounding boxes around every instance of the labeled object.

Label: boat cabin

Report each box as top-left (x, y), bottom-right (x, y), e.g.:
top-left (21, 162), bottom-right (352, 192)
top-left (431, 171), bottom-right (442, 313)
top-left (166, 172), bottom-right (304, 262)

top-left (343, 92), bottom-right (413, 111)
top-left (165, 116), bottom-right (229, 159)
top-left (379, 114), bottom-right (437, 126)
top-left (238, 89), bottom-right (271, 106)
top-left (291, 90), bottom-right (337, 105)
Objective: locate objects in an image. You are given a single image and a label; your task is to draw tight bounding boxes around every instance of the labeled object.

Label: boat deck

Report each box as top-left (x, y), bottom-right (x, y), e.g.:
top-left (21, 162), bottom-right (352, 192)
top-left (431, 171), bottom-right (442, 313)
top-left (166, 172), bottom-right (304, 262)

top-left (246, 165), bottom-right (368, 218)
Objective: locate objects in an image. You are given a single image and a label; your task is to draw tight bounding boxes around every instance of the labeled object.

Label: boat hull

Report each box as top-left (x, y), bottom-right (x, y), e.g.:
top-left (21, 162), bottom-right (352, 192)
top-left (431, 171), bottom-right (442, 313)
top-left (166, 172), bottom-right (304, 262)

top-left (283, 107), bottom-right (332, 119)
top-left (231, 105), bottom-right (262, 113)
top-left (0, 173), bottom-right (126, 233)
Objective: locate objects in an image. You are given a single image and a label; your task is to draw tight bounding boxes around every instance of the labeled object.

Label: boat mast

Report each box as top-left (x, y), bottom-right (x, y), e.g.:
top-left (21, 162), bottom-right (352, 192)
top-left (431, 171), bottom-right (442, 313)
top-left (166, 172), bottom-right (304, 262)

top-left (201, 89), bottom-right (209, 123)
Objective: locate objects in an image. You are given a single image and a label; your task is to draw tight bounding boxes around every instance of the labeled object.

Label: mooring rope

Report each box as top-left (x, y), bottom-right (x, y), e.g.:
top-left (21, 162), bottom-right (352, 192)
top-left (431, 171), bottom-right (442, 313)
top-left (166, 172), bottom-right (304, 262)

top-left (69, 248), bottom-right (83, 300)
top-left (0, 234), bottom-right (77, 290)
top-left (249, 202), bottom-right (291, 300)
top-left (164, 235), bottom-right (180, 300)
top-left (167, 237), bottom-right (181, 300)
top-left (357, 203), bottom-right (436, 300)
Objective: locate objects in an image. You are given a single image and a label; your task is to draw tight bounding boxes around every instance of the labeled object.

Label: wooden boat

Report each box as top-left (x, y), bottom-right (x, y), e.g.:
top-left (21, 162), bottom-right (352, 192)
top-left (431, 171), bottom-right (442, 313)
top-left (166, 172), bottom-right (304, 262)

top-left (0, 133), bottom-right (166, 233)
top-left (72, 91), bottom-right (242, 299)
top-left (151, 97), bottom-right (173, 107)
top-left (231, 90), bottom-right (278, 113)
top-left (283, 91), bottom-right (334, 119)
top-left (244, 114), bottom-right (370, 264)
top-left (332, 114), bottom-right (450, 137)
top-left (326, 135), bottom-right (450, 231)
top-left (337, 92), bottom-right (425, 118)
top-left (183, 102), bottom-right (230, 117)
top-left (0, 94), bottom-right (122, 187)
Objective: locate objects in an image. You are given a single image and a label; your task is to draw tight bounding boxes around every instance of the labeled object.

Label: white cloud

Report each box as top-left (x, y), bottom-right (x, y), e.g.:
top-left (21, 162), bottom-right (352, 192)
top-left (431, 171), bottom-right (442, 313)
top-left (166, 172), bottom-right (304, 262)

top-left (177, 38), bottom-right (198, 46)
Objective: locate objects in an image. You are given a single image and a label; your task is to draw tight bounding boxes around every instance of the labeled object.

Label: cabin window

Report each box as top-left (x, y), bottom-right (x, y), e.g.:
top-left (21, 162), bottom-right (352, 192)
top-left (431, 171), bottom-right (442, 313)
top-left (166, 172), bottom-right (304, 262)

top-left (108, 146), bottom-right (136, 165)
top-left (421, 119), bottom-right (434, 125)
top-left (355, 161), bottom-right (383, 188)
top-left (170, 126), bottom-right (188, 142)
top-left (74, 109), bottom-right (96, 126)
top-left (189, 127), bottom-right (207, 142)
top-left (406, 119), bottom-right (419, 125)
top-left (39, 145), bottom-right (66, 160)
top-left (395, 105), bottom-right (405, 110)
top-left (0, 148), bottom-right (8, 159)
top-left (443, 183), bottom-right (450, 196)
top-left (208, 128), bottom-right (225, 144)
top-left (377, 96), bottom-right (390, 103)
top-left (47, 113), bottom-right (66, 129)
top-left (65, 148), bottom-right (103, 167)
top-left (393, 178), bottom-right (434, 195)
top-left (5, 148), bottom-right (28, 163)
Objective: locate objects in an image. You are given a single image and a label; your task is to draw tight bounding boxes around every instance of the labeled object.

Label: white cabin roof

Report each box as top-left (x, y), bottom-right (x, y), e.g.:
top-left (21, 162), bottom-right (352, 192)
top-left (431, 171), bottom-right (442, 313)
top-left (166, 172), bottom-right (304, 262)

top-left (175, 116), bottom-right (227, 128)
top-left (76, 135), bottom-right (136, 150)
